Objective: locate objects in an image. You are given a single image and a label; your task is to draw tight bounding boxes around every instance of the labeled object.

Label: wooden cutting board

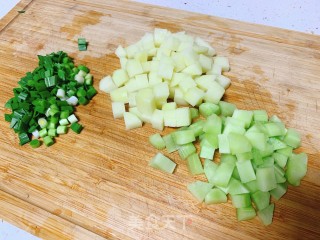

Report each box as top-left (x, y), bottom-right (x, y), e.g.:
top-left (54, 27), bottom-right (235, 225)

top-left (0, 0), bottom-right (319, 239)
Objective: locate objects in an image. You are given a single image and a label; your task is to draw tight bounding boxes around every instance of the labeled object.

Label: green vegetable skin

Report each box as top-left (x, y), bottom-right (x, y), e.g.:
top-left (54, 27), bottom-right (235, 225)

top-left (4, 51), bottom-right (97, 147)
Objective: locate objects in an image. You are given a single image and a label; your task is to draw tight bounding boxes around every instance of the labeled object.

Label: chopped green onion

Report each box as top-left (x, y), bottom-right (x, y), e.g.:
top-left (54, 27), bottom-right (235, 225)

top-left (57, 125), bottom-right (68, 135)
top-left (43, 136), bottom-right (54, 146)
top-left (47, 122), bottom-right (56, 129)
top-left (30, 139), bottom-right (41, 148)
top-left (78, 97), bottom-right (89, 105)
top-left (38, 118), bottom-right (48, 128)
top-left (70, 122), bottom-right (83, 134)
top-left (60, 110), bottom-right (69, 119)
top-left (59, 119), bottom-right (69, 126)
top-left (48, 128), bottom-right (57, 137)
top-left (78, 65), bottom-right (89, 73)
top-left (19, 132), bottom-right (30, 145)
top-left (39, 128), bottom-right (48, 138)
top-left (78, 38), bottom-right (87, 51)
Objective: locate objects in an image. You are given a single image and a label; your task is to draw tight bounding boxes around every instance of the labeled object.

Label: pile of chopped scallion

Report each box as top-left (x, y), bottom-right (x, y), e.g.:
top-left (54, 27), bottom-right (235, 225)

top-left (4, 51), bottom-right (97, 147)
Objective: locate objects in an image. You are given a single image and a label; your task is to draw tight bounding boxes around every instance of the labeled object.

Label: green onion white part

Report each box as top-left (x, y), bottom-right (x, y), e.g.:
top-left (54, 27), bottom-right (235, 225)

top-left (67, 114), bottom-right (78, 124)
top-left (66, 96), bottom-right (78, 106)
top-left (32, 130), bottom-right (40, 139)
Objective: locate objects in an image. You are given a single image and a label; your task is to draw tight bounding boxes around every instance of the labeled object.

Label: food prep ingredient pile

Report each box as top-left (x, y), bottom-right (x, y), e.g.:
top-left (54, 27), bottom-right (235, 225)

top-left (99, 28), bottom-right (307, 225)
top-left (5, 51), bottom-right (97, 147)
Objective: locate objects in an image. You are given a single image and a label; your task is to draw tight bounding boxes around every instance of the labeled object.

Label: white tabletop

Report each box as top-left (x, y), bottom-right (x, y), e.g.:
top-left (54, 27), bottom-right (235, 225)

top-left (0, 0), bottom-right (319, 239)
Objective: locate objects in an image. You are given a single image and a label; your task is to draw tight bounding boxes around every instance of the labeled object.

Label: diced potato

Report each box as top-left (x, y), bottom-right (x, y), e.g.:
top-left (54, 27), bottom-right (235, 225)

top-left (112, 69), bottom-right (129, 87)
top-left (136, 88), bottom-right (156, 115)
top-left (214, 56), bottom-right (230, 71)
top-left (112, 102), bottom-right (125, 119)
top-left (176, 107), bottom-right (191, 127)
top-left (199, 54), bottom-right (213, 72)
top-left (123, 112), bottom-right (142, 130)
top-left (174, 88), bottom-right (189, 106)
top-left (148, 71), bottom-right (162, 86)
top-left (195, 75), bottom-right (217, 91)
top-left (115, 45), bottom-right (127, 58)
top-left (204, 81), bottom-right (225, 104)
top-left (126, 59), bottom-right (144, 78)
top-left (216, 75), bottom-right (231, 89)
top-left (99, 75), bottom-right (117, 93)
top-left (182, 63), bottom-right (202, 76)
top-left (184, 87), bottom-right (205, 106)
top-left (151, 109), bottom-right (164, 130)
top-left (110, 86), bottom-right (128, 103)
top-left (179, 76), bottom-right (197, 93)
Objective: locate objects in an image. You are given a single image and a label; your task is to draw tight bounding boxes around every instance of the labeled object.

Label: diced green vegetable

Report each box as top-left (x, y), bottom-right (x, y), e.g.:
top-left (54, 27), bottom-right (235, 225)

top-left (190, 108), bottom-right (199, 119)
top-left (188, 181), bottom-right (213, 202)
top-left (285, 153), bottom-right (308, 186)
top-left (213, 162), bottom-right (235, 188)
top-left (178, 143), bottom-right (196, 160)
top-left (257, 204), bottom-right (274, 226)
top-left (236, 160), bottom-right (256, 183)
top-left (163, 134), bottom-right (179, 153)
top-left (283, 128), bottom-right (301, 148)
top-left (256, 167), bottom-right (277, 192)
top-left (228, 133), bottom-right (252, 154)
top-left (172, 130), bottom-right (195, 145)
top-left (231, 194), bottom-right (251, 208)
top-left (251, 190), bottom-right (270, 210)
top-left (149, 153), bottom-right (176, 174)
top-left (204, 159), bottom-right (218, 184)
top-left (205, 188), bottom-right (227, 204)
top-left (270, 183), bottom-right (287, 200)
top-left (219, 101), bottom-right (236, 117)
top-left (199, 102), bottom-right (220, 118)
top-left (228, 178), bottom-right (250, 195)
top-left (149, 133), bottom-right (166, 150)
top-left (187, 153), bottom-right (204, 175)
top-left (236, 207), bottom-right (256, 221)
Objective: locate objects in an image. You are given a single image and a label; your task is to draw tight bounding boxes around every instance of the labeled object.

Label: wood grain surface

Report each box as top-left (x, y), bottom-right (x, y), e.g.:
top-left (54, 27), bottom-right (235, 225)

top-left (0, 0), bottom-right (319, 239)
